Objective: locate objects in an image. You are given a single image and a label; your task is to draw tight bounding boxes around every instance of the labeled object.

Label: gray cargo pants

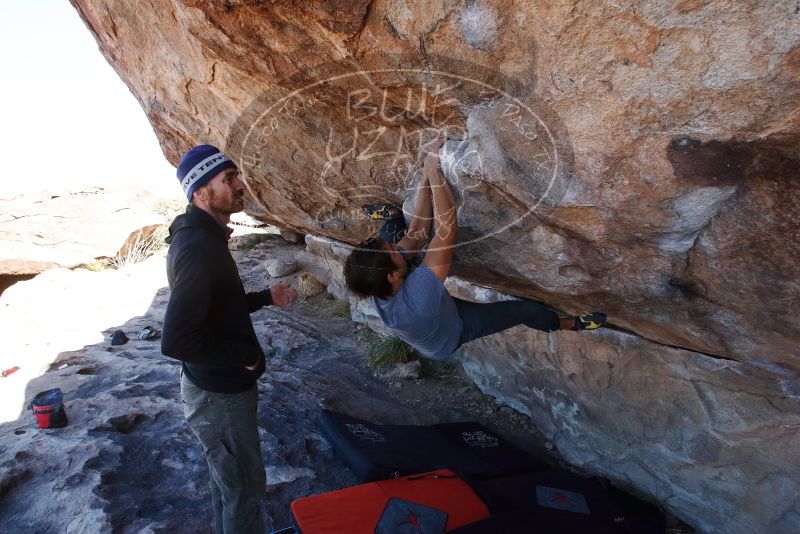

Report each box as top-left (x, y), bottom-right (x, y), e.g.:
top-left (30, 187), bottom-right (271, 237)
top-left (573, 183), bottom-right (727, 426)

top-left (181, 372), bottom-right (266, 534)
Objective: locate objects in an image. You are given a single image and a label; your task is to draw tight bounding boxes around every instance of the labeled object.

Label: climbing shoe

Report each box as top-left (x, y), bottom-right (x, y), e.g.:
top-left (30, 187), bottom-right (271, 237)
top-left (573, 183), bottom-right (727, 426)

top-left (575, 312), bottom-right (607, 331)
top-left (362, 204), bottom-right (401, 220)
top-left (137, 326), bottom-right (161, 341)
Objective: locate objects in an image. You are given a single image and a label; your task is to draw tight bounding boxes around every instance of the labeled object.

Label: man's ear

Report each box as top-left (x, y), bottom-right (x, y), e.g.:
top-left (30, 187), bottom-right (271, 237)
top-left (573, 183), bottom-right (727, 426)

top-left (387, 270), bottom-right (401, 285)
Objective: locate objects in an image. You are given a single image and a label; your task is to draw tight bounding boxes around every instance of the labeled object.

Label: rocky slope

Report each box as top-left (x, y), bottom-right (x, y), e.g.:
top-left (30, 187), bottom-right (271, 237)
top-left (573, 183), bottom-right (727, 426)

top-left (64, 1), bottom-right (800, 532)
top-left (0, 186), bottom-right (181, 292)
top-left (0, 236), bottom-right (630, 533)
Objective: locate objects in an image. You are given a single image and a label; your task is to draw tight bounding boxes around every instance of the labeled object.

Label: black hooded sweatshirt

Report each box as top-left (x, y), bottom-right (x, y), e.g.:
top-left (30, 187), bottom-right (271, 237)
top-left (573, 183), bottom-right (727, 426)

top-left (161, 205), bottom-right (272, 393)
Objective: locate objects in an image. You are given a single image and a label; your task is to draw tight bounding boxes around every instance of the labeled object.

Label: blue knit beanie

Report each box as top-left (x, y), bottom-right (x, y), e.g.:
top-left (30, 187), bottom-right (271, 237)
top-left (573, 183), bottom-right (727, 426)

top-left (176, 145), bottom-right (237, 201)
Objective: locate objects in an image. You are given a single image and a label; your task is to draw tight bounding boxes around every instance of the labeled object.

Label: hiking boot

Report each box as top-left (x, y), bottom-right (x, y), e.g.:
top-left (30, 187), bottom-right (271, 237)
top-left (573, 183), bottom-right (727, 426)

top-left (363, 204), bottom-right (401, 220)
top-left (575, 312), bottom-right (607, 331)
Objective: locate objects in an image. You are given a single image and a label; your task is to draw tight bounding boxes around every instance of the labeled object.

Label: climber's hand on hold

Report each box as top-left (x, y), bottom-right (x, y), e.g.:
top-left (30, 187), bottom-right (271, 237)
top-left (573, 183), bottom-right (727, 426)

top-left (418, 133), bottom-right (447, 165)
top-left (425, 134), bottom-right (446, 162)
top-left (423, 132), bottom-right (457, 282)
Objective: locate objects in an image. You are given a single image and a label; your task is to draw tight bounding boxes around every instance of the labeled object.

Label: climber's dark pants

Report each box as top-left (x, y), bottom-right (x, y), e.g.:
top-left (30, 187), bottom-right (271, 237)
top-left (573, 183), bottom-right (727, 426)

top-left (181, 372), bottom-right (266, 534)
top-left (454, 297), bottom-right (561, 349)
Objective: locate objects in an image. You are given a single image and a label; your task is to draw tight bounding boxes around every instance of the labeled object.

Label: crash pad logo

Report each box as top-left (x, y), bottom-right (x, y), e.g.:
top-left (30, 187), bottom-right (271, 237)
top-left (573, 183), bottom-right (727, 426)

top-left (228, 54), bottom-right (572, 255)
top-left (375, 497), bottom-right (447, 534)
top-left (345, 423), bottom-right (387, 443)
top-left (461, 430), bottom-right (499, 448)
top-left (536, 485), bottom-right (591, 515)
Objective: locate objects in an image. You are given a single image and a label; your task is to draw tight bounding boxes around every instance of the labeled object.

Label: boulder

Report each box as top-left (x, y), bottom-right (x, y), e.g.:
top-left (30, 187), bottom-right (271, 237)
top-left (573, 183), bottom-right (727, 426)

top-left (279, 229), bottom-right (306, 245)
top-left (266, 258), bottom-right (298, 278)
top-left (67, 1), bottom-right (800, 531)
top-left (67, 0), bottom-right (800, 369)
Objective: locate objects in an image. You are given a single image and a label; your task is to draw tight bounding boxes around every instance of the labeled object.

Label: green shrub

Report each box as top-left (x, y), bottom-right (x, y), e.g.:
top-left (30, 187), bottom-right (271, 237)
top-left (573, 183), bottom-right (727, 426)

top-left (368, 335), bottom-right (415, 369)
top-left (238, 233), bottom-right (271, 251)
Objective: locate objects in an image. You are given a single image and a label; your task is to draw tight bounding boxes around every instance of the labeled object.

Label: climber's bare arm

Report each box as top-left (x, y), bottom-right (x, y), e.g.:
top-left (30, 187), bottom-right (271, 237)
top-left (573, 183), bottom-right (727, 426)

top-left (397, 174), bottom-right (432, 254)
top-left (422, 135), bottom-right (457, 282)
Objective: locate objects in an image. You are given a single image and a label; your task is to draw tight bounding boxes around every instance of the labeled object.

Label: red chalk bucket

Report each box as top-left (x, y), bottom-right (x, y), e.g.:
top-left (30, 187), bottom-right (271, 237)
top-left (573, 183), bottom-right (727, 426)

top-left (31, 388), bottom-right (68, 429)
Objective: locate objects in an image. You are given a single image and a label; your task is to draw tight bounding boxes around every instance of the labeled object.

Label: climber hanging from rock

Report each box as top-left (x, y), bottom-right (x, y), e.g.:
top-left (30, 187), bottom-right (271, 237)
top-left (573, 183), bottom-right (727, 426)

top-left (345, 134), bottom-right (607, 360)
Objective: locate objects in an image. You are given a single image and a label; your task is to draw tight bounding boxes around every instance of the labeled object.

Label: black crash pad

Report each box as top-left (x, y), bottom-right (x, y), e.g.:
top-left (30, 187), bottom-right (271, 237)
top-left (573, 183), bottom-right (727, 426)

top-left (317, 410), bottom-right (548, 482)
top-left (462, 470), bottom-right (631, 534)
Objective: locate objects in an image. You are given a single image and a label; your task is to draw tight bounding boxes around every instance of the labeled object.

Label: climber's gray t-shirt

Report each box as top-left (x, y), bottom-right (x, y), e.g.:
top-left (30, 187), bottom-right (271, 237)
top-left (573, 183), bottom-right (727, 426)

top-left (373, 265), bottom-right (463, 359)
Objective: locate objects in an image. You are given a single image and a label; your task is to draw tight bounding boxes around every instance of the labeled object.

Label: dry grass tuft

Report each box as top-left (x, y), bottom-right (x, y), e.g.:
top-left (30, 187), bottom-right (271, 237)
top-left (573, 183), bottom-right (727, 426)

top-left (108, 225), bottom-right (168, 269)
top-left (297, 272), bottom-right (326, 297)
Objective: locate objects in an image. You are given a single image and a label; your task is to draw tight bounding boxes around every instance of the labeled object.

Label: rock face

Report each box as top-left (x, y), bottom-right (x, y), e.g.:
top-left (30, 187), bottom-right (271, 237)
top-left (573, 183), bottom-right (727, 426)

top-left (446, 282), bottom-right (800, 534)
top-left (69, 0), bottom-right (800, 367)
top-left (305, 234), bottom-right (800, 533)
top-left (266, 258), bottom-right (299, 277)
top-left (68, 1), bottom-right (800, 532)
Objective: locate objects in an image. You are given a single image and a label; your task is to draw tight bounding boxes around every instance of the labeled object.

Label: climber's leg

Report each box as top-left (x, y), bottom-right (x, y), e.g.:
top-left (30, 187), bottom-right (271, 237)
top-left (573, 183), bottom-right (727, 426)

top-left (454, 299), bottom-right (607, 349)
top-left (454, 298), bottom-right (561, 348)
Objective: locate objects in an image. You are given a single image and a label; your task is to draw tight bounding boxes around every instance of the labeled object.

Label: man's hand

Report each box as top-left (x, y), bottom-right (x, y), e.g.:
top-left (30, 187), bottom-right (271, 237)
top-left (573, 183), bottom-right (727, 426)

top-left (270, 282), bottom-right (298, 308)
top-left (246, 284), bottom-right (297, 370)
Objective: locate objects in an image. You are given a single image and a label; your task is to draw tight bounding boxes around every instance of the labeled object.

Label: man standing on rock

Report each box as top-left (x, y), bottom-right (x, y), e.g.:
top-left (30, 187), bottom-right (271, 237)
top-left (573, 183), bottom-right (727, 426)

top-left (161, 144), bottom-right (297, 533)
top-left (344, 135), bottom-right (606, 361)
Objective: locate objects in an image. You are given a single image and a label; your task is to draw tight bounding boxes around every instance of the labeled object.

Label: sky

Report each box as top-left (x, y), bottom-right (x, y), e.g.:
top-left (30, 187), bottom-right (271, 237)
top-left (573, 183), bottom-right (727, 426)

top-left (0, 0), bottom-right (179, 196)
